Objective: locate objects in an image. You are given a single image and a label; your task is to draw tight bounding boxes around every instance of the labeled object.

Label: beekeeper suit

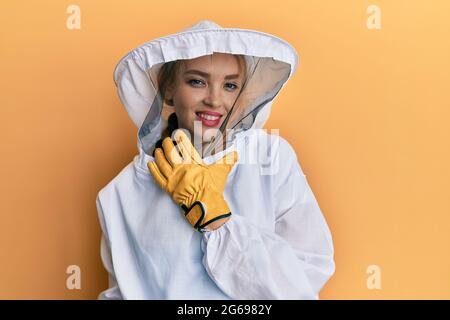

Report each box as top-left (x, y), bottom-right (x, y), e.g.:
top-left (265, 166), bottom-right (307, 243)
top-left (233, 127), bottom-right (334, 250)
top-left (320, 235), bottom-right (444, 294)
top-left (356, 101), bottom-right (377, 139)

top-left (96, 20), bottom-right (335, 300)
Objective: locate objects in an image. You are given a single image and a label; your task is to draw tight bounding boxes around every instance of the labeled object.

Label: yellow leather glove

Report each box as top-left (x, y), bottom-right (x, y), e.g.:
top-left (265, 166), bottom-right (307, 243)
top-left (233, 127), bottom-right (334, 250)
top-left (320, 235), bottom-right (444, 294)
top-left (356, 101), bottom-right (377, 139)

top-left (147, 129), bottom-right (239, 232)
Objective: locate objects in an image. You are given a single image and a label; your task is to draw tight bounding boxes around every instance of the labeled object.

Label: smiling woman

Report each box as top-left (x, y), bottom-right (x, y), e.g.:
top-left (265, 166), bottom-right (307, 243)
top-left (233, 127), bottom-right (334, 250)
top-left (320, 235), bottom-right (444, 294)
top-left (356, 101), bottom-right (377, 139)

top-left (96, 20), bottom-right (335, 300)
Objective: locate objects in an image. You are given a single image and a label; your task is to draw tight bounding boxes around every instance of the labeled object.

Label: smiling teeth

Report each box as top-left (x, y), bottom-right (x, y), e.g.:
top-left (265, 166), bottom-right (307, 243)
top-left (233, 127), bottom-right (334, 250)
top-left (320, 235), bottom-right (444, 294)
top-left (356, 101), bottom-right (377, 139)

top-left (197, 113), bottom-right (220, 121)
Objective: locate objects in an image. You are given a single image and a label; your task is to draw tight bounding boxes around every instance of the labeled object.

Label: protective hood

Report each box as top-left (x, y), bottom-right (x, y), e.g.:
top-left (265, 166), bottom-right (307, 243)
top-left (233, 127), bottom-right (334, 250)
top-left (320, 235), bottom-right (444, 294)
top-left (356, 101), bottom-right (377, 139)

top-left (113, 20), bottom-right (298, 158)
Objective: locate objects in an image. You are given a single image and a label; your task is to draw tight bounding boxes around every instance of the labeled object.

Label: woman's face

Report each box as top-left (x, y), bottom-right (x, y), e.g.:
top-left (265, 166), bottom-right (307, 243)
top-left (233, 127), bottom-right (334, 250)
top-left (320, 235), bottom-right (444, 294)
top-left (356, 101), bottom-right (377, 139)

top-left (165, 53), bottom-right (245, 149)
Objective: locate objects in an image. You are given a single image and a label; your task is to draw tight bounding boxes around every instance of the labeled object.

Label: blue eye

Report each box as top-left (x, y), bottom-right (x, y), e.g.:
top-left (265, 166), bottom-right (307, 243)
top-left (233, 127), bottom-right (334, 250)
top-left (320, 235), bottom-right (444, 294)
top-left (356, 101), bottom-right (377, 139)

top-left (187, 79), bottom-right (204, 86)
top-left (225, 83), bottom-right (238, 90)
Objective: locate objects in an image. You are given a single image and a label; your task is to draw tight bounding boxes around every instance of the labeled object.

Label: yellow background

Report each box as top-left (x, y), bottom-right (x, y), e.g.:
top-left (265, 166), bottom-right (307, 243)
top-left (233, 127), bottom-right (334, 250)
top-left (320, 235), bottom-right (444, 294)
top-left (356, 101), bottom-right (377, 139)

top-left (1, 0), bottom-right (449, 299)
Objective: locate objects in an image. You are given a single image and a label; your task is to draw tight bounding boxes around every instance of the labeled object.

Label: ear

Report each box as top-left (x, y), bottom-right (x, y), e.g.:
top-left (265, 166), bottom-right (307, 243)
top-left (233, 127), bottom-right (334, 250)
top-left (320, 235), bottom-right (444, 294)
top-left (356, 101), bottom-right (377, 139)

top-left (165, 98), bottom-right (175, 107)
top-left (164, 87), bottom-right (175, 106)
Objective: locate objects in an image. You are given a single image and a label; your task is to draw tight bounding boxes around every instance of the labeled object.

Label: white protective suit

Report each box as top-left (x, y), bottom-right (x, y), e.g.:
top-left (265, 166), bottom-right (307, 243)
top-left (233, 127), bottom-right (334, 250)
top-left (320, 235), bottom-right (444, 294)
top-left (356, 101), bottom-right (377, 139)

top-left (96, 20), bottom-right (335, 300)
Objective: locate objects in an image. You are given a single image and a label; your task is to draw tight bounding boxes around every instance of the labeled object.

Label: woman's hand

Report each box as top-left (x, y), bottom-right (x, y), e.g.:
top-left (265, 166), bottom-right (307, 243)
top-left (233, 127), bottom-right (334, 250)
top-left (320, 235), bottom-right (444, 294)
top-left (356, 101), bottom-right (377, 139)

top-left (147, 129), bottom-right (238, 232)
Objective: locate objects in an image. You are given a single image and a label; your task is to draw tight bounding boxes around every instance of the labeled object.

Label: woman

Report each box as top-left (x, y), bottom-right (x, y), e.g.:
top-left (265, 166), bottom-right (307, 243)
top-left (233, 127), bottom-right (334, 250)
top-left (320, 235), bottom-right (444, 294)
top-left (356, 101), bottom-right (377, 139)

top-left (96, 20), bottom-right (335, 300)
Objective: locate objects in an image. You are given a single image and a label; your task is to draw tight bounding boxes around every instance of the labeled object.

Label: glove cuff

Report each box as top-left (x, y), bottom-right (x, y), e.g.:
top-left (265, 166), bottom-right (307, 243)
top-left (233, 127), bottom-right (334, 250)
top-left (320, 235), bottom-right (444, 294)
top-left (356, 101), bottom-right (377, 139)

top-left (181, 197), bottom-right (231, 232)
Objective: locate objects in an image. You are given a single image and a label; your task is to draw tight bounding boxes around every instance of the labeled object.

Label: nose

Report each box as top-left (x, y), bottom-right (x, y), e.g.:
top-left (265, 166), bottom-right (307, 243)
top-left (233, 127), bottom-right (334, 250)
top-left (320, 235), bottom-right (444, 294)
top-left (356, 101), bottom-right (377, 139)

top-left (203, 84), bottom-right (223, 109)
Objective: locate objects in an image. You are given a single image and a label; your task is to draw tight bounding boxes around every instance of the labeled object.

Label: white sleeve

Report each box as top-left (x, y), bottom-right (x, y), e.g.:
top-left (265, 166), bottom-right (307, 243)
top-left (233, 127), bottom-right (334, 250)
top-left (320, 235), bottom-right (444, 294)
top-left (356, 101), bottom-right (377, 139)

top-left (96, 195), bottom-right (123, 300)
top-left (200, 142), bottom-right (335, 300)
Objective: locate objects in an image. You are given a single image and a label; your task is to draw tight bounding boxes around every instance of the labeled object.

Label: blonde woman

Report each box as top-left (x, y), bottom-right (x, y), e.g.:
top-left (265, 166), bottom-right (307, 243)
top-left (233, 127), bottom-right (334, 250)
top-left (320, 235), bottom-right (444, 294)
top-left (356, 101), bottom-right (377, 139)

top-left (96, 20), bottom-right (335, 300)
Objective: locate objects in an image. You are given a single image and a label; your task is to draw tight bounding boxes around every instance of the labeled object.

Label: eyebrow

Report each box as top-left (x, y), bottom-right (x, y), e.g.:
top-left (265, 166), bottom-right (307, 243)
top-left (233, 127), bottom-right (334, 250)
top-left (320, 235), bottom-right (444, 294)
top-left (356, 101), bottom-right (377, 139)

top-left (183, 69), bottom-right (240, 80)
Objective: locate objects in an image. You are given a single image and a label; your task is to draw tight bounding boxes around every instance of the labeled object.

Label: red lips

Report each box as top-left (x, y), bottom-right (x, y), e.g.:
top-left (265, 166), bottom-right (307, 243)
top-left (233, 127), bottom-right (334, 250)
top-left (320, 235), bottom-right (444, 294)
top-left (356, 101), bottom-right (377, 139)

top-left (196, 110), bottom-right (223, 117)
top-left (195, 111), bottom-right (223, 127)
